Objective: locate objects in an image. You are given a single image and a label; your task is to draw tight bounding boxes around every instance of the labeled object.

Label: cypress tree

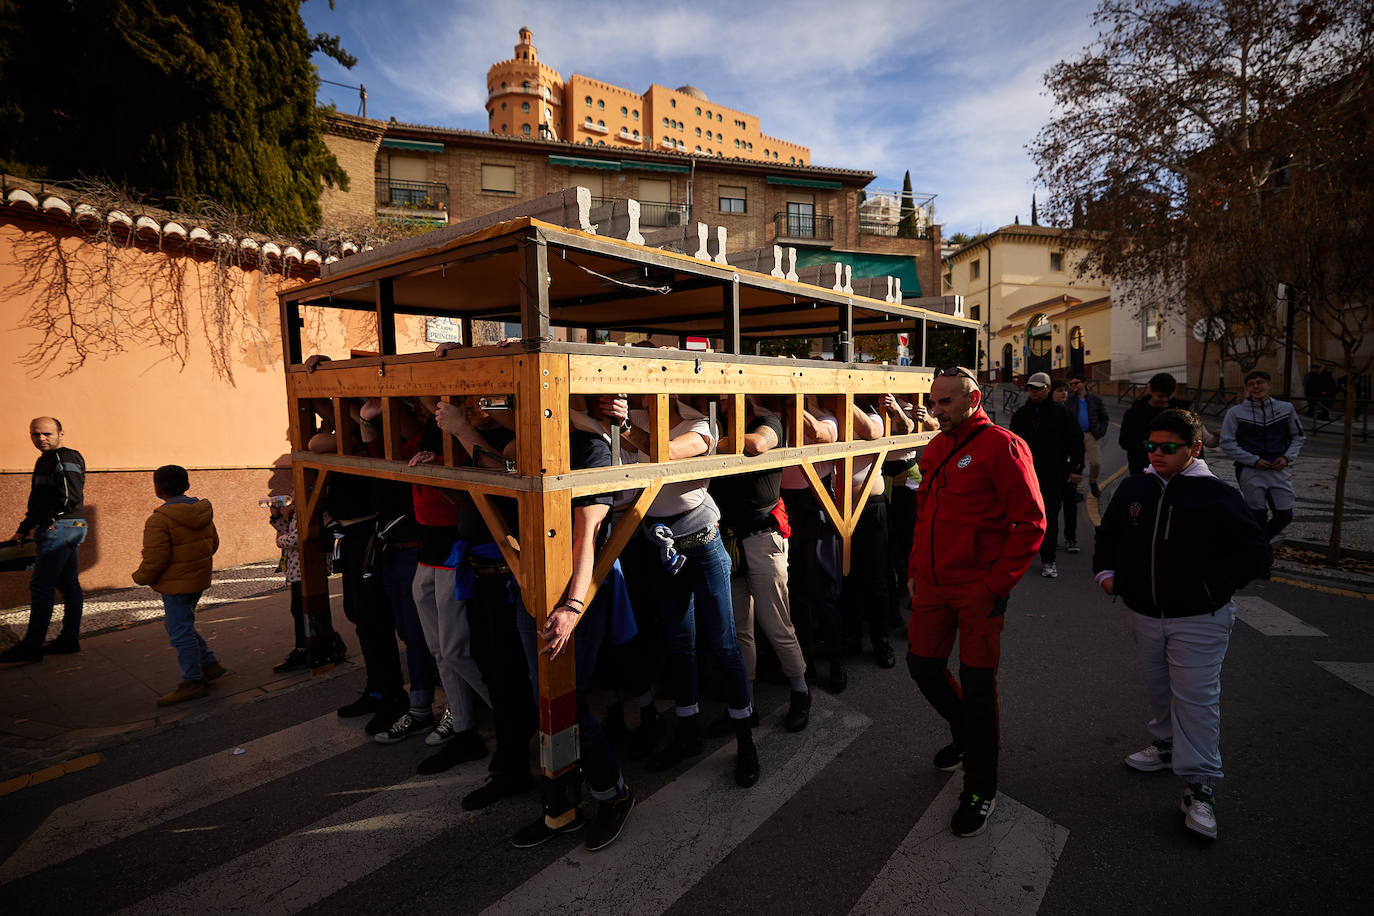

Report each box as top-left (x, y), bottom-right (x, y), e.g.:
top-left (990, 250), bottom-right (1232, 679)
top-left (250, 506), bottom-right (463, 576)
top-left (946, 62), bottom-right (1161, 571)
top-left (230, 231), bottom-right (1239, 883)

top-left (0, 0), bottom-right (354, 235)
top-left (897, 170), bottom-right (920, 238)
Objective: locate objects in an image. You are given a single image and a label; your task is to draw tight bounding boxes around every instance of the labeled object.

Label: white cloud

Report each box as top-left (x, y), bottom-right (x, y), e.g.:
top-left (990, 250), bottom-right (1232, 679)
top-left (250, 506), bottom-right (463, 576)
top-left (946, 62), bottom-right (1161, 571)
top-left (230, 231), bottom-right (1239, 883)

top-left (305, 0), bottom-right (1105, 233)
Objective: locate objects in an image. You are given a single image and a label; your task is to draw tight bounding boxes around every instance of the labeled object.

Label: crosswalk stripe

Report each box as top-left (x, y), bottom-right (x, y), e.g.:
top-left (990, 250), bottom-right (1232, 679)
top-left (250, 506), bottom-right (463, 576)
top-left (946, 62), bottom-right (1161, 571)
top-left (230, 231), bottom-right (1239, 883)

top-left (1233, 596), bottom-right (1327, 637)
top-left (0, 713), bottom-right (370, 884)
top-left (114, 767), bottom-right (490, 916)
top-left (483, 693), bottom-right (871, 916)
top-left (1314, 661), bottom-right (1374, 698)
top-left (846, 778), bottom-right (1068, 916)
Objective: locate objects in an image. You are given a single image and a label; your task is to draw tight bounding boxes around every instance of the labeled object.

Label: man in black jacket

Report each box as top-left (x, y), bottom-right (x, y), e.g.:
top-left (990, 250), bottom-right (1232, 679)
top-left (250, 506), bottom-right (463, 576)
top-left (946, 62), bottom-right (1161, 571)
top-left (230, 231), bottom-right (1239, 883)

top-left (1010, 373), bottom-right (1084, 578)
top-left (3, 417), bottom-right (87, 664)
top-left (1094, 409), bottom-right (1269, 840)
top-left (1119, 372), bottom-right (1191, 475)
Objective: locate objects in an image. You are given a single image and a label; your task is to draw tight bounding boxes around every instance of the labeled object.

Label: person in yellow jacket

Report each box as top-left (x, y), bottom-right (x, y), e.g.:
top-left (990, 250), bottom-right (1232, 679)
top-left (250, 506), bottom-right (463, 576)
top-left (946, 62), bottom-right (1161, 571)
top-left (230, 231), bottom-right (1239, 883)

top-left (132, 465), bottom-right (223, 706)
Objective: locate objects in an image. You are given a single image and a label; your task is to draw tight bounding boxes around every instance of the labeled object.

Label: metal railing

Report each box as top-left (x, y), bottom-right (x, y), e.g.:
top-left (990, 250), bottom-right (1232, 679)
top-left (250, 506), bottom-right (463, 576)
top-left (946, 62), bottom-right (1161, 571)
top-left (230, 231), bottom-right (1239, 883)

top-left (774, 212), bottom-right (834, 241)
top-left (858, 218), bottom-right (933, 239)
top-left (582, 121), bottom-right (609, 134)
top-left (375, 178), bottom-right (448, 214)
top-left (592, 196), bottom-right (689, 228)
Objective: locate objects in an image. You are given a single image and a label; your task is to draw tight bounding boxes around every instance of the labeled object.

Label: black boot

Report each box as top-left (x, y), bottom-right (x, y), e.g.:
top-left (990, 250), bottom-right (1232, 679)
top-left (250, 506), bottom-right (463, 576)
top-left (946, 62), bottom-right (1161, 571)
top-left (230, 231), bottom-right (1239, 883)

top-left (646, 713), bottom-right (702, 772)
top-left (734, 724), bottom-right (760, 788)
top-left (627, 703), bottom-right (665, 760)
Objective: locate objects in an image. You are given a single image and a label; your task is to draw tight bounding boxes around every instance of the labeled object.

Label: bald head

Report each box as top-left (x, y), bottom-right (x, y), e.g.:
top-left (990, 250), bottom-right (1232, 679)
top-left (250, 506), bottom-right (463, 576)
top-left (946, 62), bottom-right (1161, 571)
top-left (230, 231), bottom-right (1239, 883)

top-left (29, 417), bottom-right (64, 452)
top-left (928, 374), bottom-right (981, 433)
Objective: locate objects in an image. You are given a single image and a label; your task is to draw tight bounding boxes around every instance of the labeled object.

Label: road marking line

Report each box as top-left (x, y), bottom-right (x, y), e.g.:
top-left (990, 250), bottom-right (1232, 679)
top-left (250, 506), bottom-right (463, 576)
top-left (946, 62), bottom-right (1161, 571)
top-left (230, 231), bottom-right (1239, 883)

top-left (847, 777), bottom-right (1068, 916)
top-left (1315, 661), bottom-right (1374, 698)
top-left (0, 713), bottom-right (370, 884)
top-left (484, 692), bottom-right (871, 916)
top-left (114, 768), bottom-right (491, 916)
top-left (0, 753), bottom-right (104, 798)
top-left (1233, 596), bottom-right (1327, 636)
top-left (1085, 464), bottom-right (1126, 527)
top-left (1270, 577), bottom-right (1374, 601)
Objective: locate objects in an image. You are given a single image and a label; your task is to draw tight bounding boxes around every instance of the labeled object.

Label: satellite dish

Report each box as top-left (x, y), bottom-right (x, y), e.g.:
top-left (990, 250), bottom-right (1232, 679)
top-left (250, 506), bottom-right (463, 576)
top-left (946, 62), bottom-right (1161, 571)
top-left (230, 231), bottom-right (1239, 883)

top-left (1192, 317), bottom-right (1225, 342)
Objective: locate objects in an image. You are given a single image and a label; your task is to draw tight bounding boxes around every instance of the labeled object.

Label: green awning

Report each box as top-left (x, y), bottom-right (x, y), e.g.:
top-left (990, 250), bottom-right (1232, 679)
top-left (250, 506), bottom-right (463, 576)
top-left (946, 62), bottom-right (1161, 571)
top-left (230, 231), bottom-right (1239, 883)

top-left (548, 155), bottom-right (622, 171)
top-left (380, 138), bottom-right (444, 152)
top-left (623, 161), bottom-right (691, 174)
top-left (792, 250), bottom-right (922, 297)
top-left (766, 175), bottom-right (843, 190)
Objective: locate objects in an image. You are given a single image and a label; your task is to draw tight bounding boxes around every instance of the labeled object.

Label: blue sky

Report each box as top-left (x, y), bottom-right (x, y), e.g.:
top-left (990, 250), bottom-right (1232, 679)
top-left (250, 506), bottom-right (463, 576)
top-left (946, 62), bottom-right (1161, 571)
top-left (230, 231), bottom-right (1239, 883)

top-left (303, 0), bottom-right (1101, 236)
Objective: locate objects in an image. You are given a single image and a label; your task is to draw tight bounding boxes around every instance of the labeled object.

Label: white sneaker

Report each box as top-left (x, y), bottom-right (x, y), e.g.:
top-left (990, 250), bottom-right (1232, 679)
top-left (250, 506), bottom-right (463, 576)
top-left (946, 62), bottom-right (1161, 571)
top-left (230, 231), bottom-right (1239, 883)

top-left (426, 708), bottom-right (456, 746)
top-left (1181, 783), bottom-right (1218, 839)
top-left (1041, 562), bottom-right (1058, 578)
top-left (1125, 740), bottom-right (1172, 772)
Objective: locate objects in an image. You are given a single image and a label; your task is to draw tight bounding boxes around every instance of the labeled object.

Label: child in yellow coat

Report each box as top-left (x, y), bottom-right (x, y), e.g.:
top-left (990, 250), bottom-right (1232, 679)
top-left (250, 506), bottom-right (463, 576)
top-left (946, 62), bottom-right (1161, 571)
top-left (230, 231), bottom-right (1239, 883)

top-left (132, 465), bottom-right (222, 705)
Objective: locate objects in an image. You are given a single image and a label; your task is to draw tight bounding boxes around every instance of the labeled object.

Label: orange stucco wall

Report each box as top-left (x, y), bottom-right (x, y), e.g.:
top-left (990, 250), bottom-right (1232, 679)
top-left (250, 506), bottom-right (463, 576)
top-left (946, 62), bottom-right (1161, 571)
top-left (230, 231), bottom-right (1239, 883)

top-left (0, 216), bottom-right (428, 608)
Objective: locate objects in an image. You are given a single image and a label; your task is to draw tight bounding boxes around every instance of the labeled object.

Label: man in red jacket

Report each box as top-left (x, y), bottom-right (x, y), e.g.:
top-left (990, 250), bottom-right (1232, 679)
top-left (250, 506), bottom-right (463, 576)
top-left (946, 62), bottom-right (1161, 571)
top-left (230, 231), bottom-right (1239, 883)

top-left (906, 367), bottom-right (1045, 838)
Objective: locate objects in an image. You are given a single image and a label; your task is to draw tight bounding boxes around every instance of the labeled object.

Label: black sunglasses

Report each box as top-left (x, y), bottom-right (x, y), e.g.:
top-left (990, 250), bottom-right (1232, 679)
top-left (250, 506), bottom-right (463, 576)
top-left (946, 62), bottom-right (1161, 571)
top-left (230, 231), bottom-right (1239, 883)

top-left (936, 366), bottom-right (979, 383)
top-left (1141, 440), bottom-right (1193, 455)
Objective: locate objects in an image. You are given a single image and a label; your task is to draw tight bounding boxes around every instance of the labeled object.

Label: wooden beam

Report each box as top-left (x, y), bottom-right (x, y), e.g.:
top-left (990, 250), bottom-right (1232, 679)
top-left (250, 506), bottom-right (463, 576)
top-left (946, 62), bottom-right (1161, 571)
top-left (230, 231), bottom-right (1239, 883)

top-left (722, 276), bottom-right (741, 355)
top-left (520, 232), bottom-right (551, 342)
top-left (577, 481), bottom-right (662, 614)
top-left (377, 278), bottom-right (397, 355)
top-left (471, 491), bottom-right (523, 583)
top-left (800, 460), bottom-right (844, 536)
top-left (648, 393), bottom-right (671, 463)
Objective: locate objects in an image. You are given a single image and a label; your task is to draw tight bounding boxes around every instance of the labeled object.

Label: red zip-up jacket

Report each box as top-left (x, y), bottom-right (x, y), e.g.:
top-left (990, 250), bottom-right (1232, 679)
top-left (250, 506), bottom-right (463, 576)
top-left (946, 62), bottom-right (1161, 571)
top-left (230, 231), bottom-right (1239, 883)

top-left (908, 407), bottom-right (1045, 597)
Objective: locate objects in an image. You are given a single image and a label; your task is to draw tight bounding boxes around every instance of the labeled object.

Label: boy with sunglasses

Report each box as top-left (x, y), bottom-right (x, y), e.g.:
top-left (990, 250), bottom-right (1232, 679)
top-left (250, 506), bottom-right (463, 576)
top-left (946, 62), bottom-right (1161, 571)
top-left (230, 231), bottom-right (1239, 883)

top-left (1093, 409), bottom-right (1270, 839)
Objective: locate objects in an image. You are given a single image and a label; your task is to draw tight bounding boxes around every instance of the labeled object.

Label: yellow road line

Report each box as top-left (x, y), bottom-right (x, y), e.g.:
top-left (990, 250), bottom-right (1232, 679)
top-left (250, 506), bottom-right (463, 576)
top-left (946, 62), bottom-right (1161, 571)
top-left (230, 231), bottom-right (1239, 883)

top-left (0, 752), bottom-right (104, 798)
top-left (1085, 465), bottom-right (1127, 527)
top-left (1269, 576), bottom-right (1374, 600)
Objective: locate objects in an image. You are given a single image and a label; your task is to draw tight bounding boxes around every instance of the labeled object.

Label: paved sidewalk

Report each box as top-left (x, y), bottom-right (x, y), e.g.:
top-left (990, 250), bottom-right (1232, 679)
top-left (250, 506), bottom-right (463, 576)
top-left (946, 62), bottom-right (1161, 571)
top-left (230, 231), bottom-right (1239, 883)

top-left (0, 582), bottom-right (357, 787)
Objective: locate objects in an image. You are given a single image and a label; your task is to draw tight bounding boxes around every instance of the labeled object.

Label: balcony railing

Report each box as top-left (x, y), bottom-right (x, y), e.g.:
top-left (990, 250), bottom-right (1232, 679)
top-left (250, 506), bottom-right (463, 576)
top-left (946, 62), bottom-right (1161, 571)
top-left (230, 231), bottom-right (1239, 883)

top-left (858, 218), bottom-right (932, 239)
top-left (582, 121), bottom-right (609, 134)
top-left (774, 211), bottom-right (834, 241)
top-left (592, 196), bottom-right (690, 228)
top-left (375, 179), bottom-right (449, 220)
top-left (488, 85), bottom-right (562, 106)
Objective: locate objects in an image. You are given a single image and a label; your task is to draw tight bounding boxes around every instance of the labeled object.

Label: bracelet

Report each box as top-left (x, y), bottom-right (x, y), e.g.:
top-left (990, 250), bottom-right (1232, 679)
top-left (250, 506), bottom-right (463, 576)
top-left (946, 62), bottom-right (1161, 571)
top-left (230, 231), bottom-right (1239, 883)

top-left (564, 597), bottom-right (584, 609)
top-left (556, 603), bottom-right (583, 615)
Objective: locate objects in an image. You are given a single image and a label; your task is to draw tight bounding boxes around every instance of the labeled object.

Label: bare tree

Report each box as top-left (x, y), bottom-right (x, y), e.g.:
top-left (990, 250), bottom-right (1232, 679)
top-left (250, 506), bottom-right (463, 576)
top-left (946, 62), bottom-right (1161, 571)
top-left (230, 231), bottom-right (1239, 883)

top-left (1031, 0), bottom-right (1374, 558)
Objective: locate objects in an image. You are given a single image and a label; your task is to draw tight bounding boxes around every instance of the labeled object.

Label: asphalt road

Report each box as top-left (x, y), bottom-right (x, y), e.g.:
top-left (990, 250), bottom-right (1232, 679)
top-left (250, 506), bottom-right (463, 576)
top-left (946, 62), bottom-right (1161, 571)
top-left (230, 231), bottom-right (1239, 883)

top-left (1, 415), bottom-right (1370, 915)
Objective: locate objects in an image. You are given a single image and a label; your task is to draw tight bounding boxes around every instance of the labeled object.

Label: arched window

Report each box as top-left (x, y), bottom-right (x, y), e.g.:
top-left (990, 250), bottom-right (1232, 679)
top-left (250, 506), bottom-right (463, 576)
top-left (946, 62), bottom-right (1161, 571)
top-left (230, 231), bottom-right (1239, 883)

top-left (585, 138), bottom-right (593, 145)
top-left (522, 124), bottom-right (531, 136)
top-left (522, 81), bottom-right (530, 90)
top-left (663, 117), bottom-right (670, 126)
top-left (670, 99), bottom-right (677, 107)
top-left (695, 127), bottom-right (701, 136)
top-left (501, 82), bottom-right (506, 89)
top-left (586, 116), bottom-right (594, 125)
top-left (598, 99), bottom-right (605, 110)
top-left (1027, 314), bottom-right (1052, 356)
top-left (597, 119), bottom-right (605, 127)
top-left (500, 102), bottom-right (507, 110)
top-left (632, 109), bottom-right (639, 120)
top-left (695, 145), bottom-right (702, 153)
top-left (585, 95), bottom-right (592, 106)
top-left (633, 129), bottom-right (640, 139)
top-left (620, 105), bottom-right (628, 116)
top-left (597, 140), bottom-right (606, 146)
top-left (717, 113), bottom-right (723, 122)
top-left (695, 106), bottom-right (702, 115)
top-left (521, 102), bottom-right (530, 113)
top-left (706, 130), bottom-right (713, 140)
top-left (705, 109), bottom-right (711, 118)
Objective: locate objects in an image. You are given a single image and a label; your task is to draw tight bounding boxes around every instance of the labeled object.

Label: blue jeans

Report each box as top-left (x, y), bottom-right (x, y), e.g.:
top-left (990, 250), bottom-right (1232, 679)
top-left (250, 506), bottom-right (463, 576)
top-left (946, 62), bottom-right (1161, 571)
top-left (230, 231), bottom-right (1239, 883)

top-left (163, 591), bottom-right (218, 682)
top-left (381, 546), bottom-right (436, 708)
top-left (647, 531), bottom-right (751, 717)
top-left (26, 519), bottom-right (87, 645)
top-left (514, 588), bottom-right (621, 795)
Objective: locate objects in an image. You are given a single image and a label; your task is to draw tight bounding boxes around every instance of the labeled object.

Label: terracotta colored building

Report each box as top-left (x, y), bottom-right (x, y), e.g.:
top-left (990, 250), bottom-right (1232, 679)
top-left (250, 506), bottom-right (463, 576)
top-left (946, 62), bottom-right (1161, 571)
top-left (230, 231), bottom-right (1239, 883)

top-left (486, 28), bottom-right (810, 166)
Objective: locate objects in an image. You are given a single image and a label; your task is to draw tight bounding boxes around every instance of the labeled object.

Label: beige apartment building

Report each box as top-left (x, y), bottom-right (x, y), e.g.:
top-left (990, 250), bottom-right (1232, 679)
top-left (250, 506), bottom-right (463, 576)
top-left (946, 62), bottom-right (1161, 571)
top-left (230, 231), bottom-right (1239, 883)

top-left (943, 225), bottom-right (1111, 383)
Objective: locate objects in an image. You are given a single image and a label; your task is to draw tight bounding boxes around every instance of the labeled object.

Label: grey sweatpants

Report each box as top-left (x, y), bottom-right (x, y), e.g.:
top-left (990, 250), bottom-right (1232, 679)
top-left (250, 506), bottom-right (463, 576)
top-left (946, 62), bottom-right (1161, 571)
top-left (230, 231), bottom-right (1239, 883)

top-left (413, 564), bottom-right (490, 732)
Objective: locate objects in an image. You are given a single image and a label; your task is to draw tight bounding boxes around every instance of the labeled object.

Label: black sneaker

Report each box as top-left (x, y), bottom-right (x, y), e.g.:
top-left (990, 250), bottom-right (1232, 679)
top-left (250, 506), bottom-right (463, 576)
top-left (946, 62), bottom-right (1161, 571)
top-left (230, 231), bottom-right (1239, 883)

top-left (273, 648), bottom-right (309, 673)
top-left (337, 693), bottom-right (381, 718)
top-left (44, 636), bottom-right (81, 655)
top-left (784, 690), bottom-right (811, 732)
top-left (828, 659), bottom-right (848, 694)
top-left (0, 641), bottom-right (43, 665)
top-left (373, 711), bottom-right (436, 744)
top-left (586, 786), bottom-right (635, 851)
top-left (950, 789), bottom-right (996, 837)
top-left (646, 715), bottom-right (702, 772)
top-left (735, 729), bottom-right (760, 788)
top-left (510, 810), bottom-right (584, 849)
top-left (627, 707), bottom-right (665, 760)
top-left (328, 632), bottom-right (348, 663)
top-left (932, 743), bottom-right (963, 772)
top-left (873, 637), bottom-right (897, 669)
top-left (1066, 540), bottom-right (1080, 554)
top-left (462, 772), bottom-right (532, 811)
top-left (365, 697), bottom-right (408, 735)
top-left (416, 728), bottom-right (488, 774)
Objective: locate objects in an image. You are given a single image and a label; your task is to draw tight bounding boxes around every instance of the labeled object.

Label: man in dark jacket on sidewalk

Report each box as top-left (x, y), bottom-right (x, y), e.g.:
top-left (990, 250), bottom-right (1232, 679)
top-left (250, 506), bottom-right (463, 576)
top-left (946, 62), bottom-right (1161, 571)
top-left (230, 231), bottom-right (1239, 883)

top-left (1119, 373), bottom-right (1191, 475)
top-left (1010, 372), bottom-right (1084, 577)
top-left (906, 366), bottom-right (1045, 839)
top-left (1065, 375), bottom-right (1109, 496)
top-left (1094, 409), bottom-right (1269, 841)
top-left (2, 417), bottom-right (87, 665)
